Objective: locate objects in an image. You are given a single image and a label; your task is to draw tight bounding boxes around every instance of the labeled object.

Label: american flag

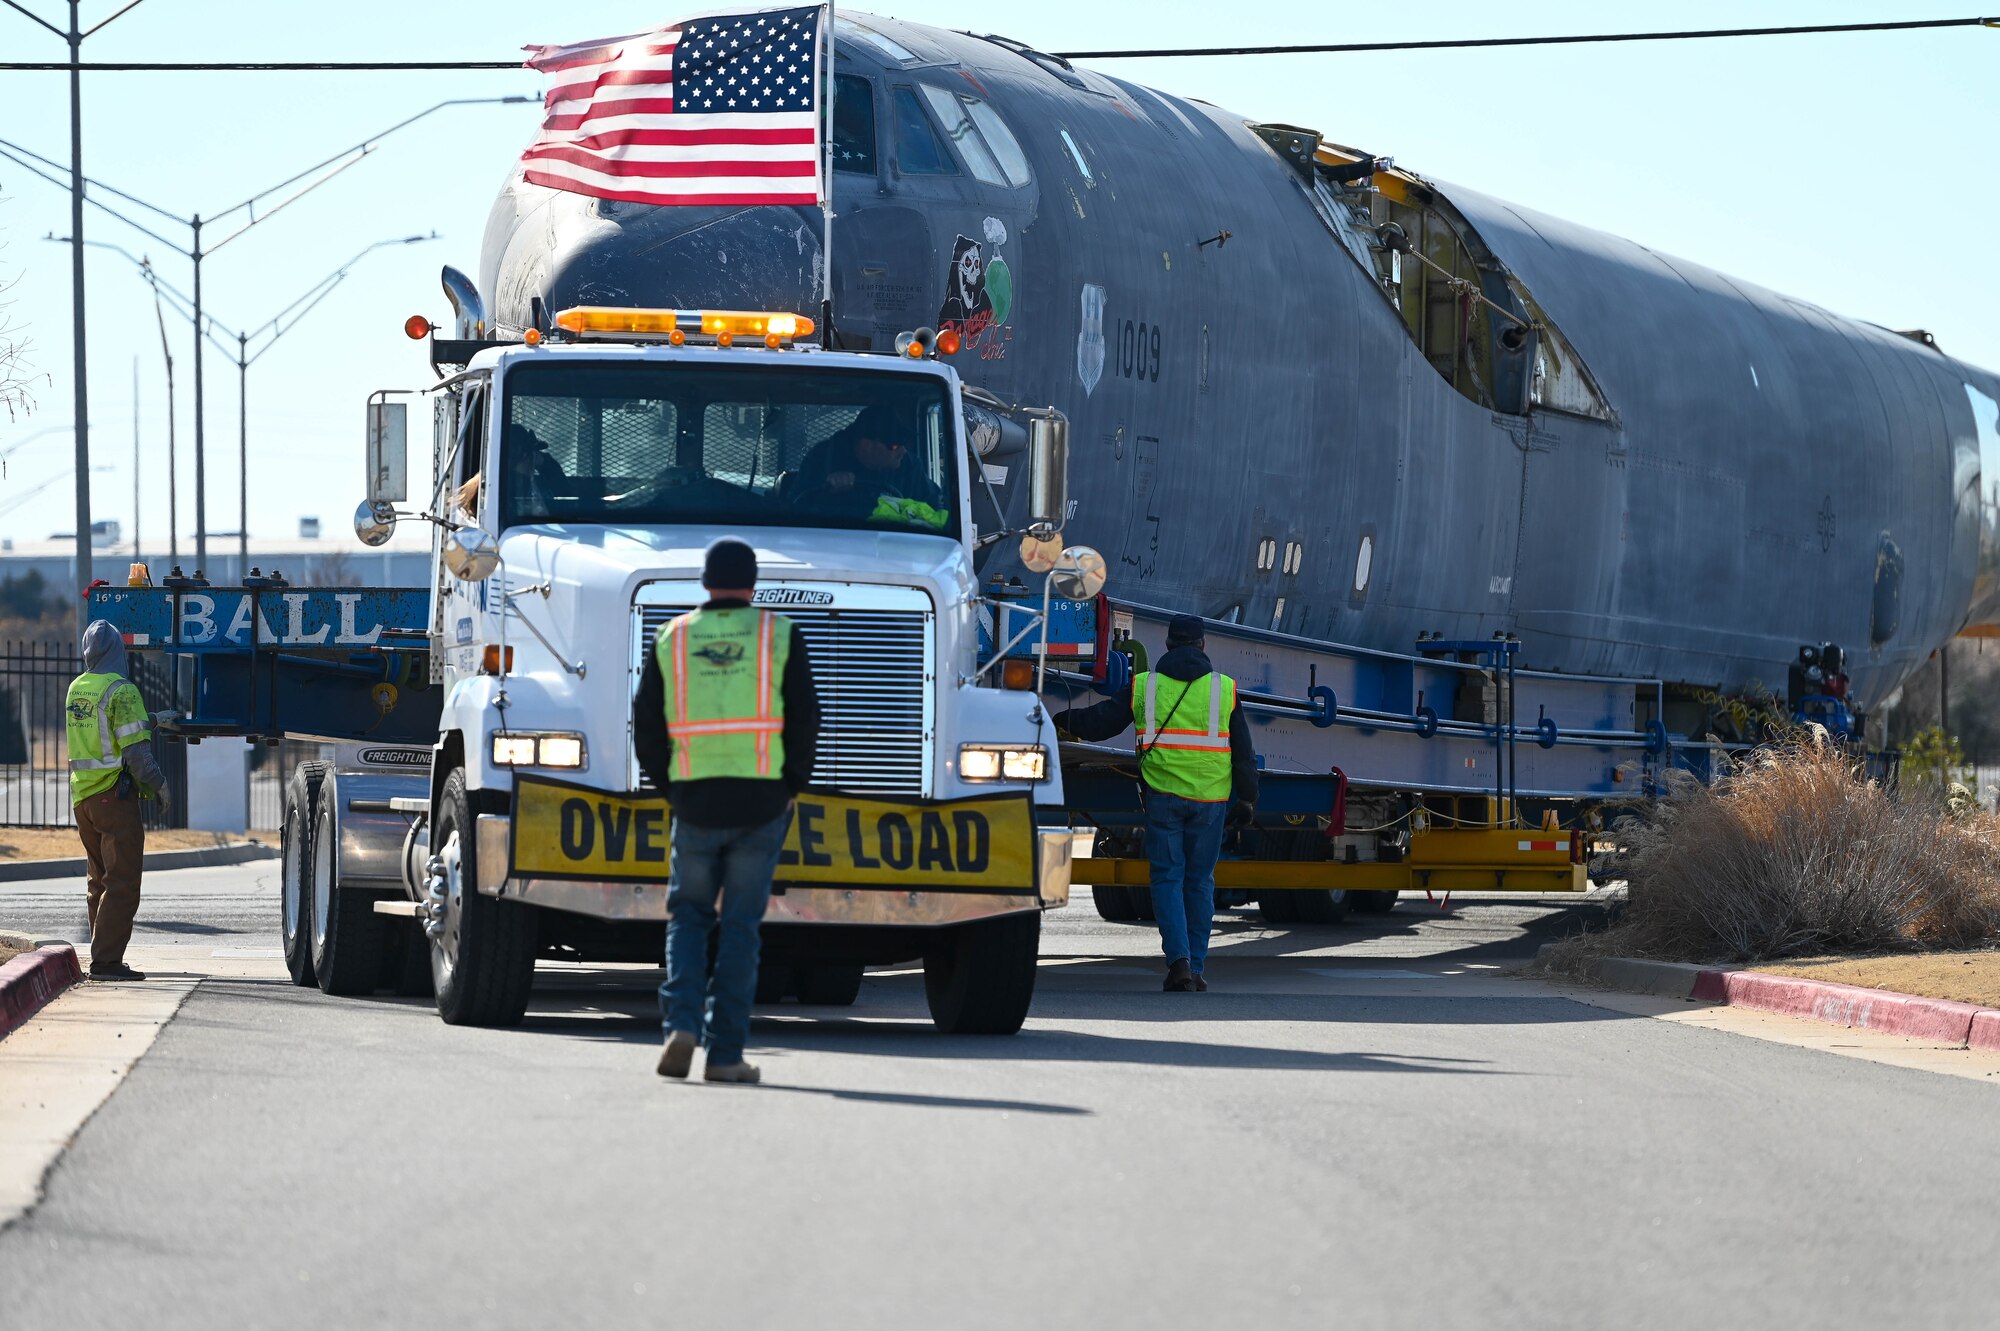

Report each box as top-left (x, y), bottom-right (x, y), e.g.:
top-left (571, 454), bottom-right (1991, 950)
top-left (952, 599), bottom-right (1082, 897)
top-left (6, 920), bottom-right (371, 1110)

top-left (521, 5), bottom-right (824, 208)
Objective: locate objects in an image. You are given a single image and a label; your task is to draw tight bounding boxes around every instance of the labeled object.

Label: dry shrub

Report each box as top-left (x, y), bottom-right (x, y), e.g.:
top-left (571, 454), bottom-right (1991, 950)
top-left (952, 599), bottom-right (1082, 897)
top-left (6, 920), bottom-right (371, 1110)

top-left (1557, 734), bottom-right (2000, 966)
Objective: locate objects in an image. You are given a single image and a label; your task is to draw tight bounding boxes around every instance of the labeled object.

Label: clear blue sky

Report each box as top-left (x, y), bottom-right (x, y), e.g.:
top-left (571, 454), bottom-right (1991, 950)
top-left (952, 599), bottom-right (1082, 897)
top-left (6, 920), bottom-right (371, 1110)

top-left (0, 1), bottom-right (1994, 557)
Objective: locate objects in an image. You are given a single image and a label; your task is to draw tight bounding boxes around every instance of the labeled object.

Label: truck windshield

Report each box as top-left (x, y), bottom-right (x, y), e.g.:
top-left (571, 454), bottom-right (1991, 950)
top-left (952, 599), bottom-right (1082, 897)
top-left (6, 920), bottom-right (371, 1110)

top-left (499, 360), bottom-right (958, 537)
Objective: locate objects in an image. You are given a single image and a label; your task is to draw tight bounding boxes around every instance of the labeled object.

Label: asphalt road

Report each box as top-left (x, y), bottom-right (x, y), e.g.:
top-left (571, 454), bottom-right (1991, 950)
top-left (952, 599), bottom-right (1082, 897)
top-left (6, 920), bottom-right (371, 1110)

top-left (4, 867), bottom-right (1998, 1329)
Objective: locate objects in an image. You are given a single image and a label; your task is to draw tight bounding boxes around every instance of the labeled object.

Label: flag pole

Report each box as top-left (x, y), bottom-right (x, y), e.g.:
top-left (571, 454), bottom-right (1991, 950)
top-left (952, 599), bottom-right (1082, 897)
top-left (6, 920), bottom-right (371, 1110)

top-left (819, 1), bottom-right (834, 349)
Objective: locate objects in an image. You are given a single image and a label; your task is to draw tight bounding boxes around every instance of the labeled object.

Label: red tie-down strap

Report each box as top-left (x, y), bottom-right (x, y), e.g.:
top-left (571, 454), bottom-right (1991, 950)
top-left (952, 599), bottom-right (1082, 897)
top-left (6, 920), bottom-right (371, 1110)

top-left (1089, 592), bottom-right (1112, 684)
top-left (1325, 766), bottom-right (1348, 838)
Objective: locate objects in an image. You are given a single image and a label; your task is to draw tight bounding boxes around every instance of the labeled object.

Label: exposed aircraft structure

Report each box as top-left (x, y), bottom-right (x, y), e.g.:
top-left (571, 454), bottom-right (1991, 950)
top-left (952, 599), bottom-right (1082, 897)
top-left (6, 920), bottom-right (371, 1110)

top-left (477, 11), bottom-right (2000, 735)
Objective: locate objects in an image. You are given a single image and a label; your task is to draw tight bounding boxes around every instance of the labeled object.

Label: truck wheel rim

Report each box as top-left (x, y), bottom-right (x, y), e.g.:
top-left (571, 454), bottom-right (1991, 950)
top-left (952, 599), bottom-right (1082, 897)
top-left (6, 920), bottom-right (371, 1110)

top-left (281, 809), bottom-right (304, 945)
top-left (312, 807), bottom-right (335, 954)
top-left (430, 829), bottom-right (464, 989)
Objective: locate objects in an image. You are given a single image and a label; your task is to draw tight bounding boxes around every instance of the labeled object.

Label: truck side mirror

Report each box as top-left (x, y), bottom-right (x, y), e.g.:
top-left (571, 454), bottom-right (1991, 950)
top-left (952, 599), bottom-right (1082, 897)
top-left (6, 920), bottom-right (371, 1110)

top-left (1026, 414), bottom-right (1069, 537)
top-left (366, 397), bottom-right (408, 506)
top-left (442, 526), bottom-right (501, 582)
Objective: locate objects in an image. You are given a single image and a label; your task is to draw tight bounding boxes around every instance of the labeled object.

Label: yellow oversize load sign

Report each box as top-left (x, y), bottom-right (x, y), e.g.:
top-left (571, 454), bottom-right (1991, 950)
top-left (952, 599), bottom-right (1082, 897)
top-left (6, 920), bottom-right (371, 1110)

top-left (510, 773), bottom-right (1038, 892)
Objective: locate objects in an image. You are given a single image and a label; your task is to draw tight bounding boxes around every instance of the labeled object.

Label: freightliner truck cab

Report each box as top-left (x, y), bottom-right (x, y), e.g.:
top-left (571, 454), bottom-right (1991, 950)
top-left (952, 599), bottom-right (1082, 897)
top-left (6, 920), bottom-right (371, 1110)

top-left (353, 292), bottom-right (1089, 1030)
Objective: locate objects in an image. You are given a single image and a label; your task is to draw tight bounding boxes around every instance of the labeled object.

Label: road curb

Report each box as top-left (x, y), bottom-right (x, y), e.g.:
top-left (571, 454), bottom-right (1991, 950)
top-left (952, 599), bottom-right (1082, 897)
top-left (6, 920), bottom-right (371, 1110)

top-left (0, 943), bottom-right (83, 1040)
top-left (0, 841), bottom-right (278, 883)
top-left (1551, 946), bottom-right (2000, 1048)
top-left (1707, 970), bottom-right (1985, 1044)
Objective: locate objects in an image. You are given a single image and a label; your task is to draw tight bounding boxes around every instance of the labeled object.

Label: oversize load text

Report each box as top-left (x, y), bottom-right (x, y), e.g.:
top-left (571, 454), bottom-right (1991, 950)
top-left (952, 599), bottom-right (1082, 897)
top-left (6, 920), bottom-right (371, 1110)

top-left (510, 776), bottom-right (1036, 890)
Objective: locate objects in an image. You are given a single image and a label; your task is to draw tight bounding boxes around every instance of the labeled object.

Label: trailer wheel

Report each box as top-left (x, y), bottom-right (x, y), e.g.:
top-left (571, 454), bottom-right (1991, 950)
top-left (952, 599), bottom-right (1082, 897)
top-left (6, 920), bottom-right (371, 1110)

top-left (1258, 891), bottom-right (1300, 925)
top-left (311, 777), bottom-right (393, 995)
top-left (1091, 884), bottom-right (1139, 922)
top-left (1131, 885), bottom-right (1158, 922)
top-left (794, 963), bottom-right (864, 1006)
top-left (1293, 888), bottom-right (1351, 925)
top-left (280, 762), bottom-right (327, 988)
top-left (429, 769), bottom-right (537, 1027)
top-left (923, 910), bottom-right (1039, 1035)
top-left (754, 965), bottom-right (793, 1005)
top-left (1351, 890), bottom-right (1399, 915)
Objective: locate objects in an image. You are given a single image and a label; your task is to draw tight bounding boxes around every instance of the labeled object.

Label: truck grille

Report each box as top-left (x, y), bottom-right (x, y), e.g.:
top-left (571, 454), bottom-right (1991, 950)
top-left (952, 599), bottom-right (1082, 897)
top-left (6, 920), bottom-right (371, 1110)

top-left (635, 602), bottom-right (934, 795)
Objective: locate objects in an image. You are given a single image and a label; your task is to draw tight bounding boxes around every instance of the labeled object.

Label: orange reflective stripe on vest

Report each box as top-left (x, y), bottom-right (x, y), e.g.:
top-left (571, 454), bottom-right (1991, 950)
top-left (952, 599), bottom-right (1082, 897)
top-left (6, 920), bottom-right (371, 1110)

top-left (659, 606), bottom-right (792, 783)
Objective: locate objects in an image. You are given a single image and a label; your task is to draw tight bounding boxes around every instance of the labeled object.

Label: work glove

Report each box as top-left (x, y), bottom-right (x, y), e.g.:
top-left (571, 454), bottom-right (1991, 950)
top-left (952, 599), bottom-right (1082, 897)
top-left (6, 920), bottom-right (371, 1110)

top-left (1225, 800), bottom-right (1256, 831)
top-left (150, 782), bottom-right (173, 820)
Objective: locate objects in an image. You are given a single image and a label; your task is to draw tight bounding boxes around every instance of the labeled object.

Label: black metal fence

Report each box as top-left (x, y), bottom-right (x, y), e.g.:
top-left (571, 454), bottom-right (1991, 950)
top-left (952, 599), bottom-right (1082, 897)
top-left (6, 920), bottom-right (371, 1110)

top-left (0, 640), bottom-right (186, 830)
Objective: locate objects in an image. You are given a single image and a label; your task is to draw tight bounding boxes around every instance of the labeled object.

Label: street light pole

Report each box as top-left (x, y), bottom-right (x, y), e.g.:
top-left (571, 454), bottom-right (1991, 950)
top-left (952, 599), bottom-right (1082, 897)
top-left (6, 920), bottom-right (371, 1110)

top-left (236, 330), bottom-right (245, 571)
top-left (191, 212), bottom-right (204, 571)
top-left (67, 0), bottom-right (88, 631)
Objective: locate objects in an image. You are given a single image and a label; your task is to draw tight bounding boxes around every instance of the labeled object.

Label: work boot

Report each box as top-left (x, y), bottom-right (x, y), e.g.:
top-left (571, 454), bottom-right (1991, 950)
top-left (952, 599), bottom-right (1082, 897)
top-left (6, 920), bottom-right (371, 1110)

top-left (1163, 959), bottom-right (1195, 992)
top-left (656, 1029), bottom-right (697, 1079)
top-left (1193, 972), bottom-right (1209, 992)
top-left (704, 1059), bottom-right (762, 1084)
top-left (88, 962), bottom-right (145, 981)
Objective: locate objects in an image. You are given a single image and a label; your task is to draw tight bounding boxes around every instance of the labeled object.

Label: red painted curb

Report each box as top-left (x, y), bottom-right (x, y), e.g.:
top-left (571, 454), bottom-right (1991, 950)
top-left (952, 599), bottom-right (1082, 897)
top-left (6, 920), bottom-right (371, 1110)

top-left (1723, 970), bottom-right (1981, 1044)
top-left (1969, 1010), bottom-right (2000, 1053)
top-left (0, 943), bottom-right (84, 1040)
top-left (1690, 969), bottom-right (1731, 1002)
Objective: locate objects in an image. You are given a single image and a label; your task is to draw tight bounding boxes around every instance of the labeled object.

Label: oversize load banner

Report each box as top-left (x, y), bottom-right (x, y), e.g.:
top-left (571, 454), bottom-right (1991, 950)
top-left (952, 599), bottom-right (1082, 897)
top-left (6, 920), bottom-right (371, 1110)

top-left (510, 774), bottom-right (1037, 891)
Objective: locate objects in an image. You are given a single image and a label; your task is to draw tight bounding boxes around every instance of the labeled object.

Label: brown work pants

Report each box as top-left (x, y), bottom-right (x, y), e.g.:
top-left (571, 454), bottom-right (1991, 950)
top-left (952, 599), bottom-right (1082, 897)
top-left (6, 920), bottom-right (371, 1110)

top-left (75, 787), bottom-right (145, 970)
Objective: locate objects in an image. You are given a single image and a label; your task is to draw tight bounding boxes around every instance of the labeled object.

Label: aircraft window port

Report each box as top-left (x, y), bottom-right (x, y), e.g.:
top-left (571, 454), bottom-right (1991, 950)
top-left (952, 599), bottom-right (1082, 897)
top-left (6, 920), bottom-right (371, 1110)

top-left (919, 84), bottom-right (1030, 189)
top-left (893, 86), bottom-right (957, 175)
top-left (831, 74), bottom-right (878, 176)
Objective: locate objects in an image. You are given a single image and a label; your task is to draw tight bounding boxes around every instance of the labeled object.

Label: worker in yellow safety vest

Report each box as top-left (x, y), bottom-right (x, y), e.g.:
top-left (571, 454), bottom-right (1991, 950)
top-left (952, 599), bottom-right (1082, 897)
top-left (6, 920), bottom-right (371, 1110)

top-left (66, 620), bottom-right (172, 981)
top-left (1056, 613), bottom-right (1258, 991)
top-left (633, 538), bottom-right (821, 1084)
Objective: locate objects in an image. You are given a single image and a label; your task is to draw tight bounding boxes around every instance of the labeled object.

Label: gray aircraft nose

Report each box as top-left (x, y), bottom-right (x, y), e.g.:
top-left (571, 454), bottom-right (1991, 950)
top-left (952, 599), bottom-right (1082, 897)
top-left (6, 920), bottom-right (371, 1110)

top-left (542, 203), bottom-right (823, 317)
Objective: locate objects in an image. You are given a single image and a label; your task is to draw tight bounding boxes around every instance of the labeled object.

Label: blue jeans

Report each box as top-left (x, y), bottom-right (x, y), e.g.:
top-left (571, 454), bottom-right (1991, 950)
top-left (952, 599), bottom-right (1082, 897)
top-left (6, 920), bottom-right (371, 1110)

top-left (660, 808), bottom-right (792, 1065)
top-left (1145, 791), bottom-right (1227, 974)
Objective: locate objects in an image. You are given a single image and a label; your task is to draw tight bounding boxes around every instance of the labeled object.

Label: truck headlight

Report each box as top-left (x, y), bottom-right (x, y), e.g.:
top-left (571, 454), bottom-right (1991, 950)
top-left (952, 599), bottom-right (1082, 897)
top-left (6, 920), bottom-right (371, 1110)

top-left (959, 743), bottom-right (1047, 781)
top-left (491, 732), bottom-right (587, 768)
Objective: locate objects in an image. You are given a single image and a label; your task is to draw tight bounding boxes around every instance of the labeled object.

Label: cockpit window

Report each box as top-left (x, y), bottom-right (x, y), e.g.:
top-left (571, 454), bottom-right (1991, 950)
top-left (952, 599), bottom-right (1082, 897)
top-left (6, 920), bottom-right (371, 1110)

top-left (961, 96), bottom-right (1032, 187)
top-left (892, 85), bottom-right (955, 175)
top-left (913, 85), bottom-right (1030, 189)
top-left (918, 85), bottom-right (1008, 187)
top-left (830, 74), bottom-right (876, 175)
top-left (835, 17), bottom-right (919, 65)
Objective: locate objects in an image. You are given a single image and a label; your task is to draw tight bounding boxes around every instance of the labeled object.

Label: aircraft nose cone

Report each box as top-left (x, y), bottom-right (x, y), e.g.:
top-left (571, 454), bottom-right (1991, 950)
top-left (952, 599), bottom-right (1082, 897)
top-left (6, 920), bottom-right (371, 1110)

top-left (543, 203), bottom-right (823, 317)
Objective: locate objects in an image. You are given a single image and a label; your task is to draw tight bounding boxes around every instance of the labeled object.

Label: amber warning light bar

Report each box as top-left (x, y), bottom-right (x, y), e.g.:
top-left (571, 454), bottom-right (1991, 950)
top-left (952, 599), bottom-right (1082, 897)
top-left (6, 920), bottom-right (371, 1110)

top-left (551, 306), bottom-right (815, 348)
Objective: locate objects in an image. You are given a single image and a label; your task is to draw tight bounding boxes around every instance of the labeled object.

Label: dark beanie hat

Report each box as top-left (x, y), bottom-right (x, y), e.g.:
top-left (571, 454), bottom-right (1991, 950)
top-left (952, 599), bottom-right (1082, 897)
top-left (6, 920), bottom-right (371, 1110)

top-left (1165, 613), bottom-right (1205, 648)
top-left (702, 537), bottom-right (758, 589)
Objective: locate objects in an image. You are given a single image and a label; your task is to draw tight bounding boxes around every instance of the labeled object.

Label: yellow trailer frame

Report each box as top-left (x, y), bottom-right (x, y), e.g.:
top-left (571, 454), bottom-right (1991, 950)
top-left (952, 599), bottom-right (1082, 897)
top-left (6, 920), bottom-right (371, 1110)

top-left (1069, 827), bottom-right (1588, 895)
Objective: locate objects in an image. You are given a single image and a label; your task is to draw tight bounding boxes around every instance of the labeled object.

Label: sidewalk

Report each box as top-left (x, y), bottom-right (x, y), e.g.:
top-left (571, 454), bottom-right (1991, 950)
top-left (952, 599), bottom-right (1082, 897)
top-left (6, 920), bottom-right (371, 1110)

top-left (1553, 949), bottom-right (2000, 1051)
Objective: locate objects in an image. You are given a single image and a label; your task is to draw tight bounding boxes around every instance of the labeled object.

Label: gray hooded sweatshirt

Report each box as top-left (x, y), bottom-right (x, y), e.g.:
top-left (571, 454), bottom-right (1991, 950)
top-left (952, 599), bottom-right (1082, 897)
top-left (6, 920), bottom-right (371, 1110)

top-left (80, 619), bottom-right (168, 789)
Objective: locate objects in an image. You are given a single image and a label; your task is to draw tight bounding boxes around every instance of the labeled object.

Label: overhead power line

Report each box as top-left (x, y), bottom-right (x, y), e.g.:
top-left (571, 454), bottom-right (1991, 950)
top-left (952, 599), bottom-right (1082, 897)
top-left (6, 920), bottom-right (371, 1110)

top-left (0, 16), bottom-right (1992, 71)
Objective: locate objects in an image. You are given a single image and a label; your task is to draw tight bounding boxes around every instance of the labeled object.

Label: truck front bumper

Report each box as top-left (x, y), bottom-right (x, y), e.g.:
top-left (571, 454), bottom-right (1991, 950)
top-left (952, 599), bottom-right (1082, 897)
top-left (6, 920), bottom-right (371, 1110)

top-left (474, 815), bottom-right (1072, 925)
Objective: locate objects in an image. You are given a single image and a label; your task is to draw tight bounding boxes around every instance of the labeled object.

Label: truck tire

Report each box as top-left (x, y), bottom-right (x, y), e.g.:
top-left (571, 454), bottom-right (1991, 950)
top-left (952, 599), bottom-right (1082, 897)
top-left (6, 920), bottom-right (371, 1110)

top-left (387, 924), bottom-right (435, 998)
top-left (794, 963), bottom-right (863, 1006)
top-left (311, 777), bottom-right (393, 995)
top-left (1091, 884), bottom-right (1139, 922)
top-left (1293, 888), bottom-right (1350, 925)
top-left (280, 762), bottom-right (327, 988)
top-left (1351, 890), bottom-right (1399, 915)
top-left (429, 769), bottom-right (537, 1027)
top-left (923, 910), bottom-right (1039, 1035)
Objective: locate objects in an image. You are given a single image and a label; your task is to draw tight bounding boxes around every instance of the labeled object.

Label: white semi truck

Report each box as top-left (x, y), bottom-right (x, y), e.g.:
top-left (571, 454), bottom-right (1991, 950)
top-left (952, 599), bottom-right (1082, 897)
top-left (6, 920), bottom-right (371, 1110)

top-left (94, 275), bottom-right (1092, 1033)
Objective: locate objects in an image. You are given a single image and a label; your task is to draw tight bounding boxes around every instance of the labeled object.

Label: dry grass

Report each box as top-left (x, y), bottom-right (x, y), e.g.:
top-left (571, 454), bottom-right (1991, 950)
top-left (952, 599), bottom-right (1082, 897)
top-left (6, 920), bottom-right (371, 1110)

top-left (1542, 735), bottom-right (2000, 970)
top-left (0, 941), bottom-right (24, 967)
top-left (1756, 952), bottom-right (2000, 1008)
top-left (0, 827), bottom-right (259, 861)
